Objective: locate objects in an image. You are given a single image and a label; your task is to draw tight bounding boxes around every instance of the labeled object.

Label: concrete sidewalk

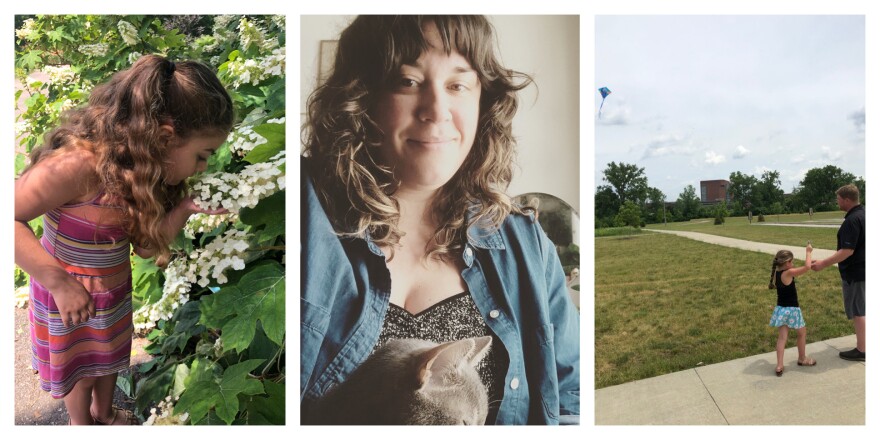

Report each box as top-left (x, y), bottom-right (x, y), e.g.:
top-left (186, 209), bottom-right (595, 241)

top-left (757, 223), bottom-right (840, 229)
top-left (595, 335), bottom-right (865, 425)
top-left (645, 229), bottom-right (836, 263)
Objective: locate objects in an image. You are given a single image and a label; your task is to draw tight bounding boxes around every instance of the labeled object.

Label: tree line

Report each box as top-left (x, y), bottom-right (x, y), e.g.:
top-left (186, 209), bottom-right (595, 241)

top-left (595, 162), bottom-right (866, 228)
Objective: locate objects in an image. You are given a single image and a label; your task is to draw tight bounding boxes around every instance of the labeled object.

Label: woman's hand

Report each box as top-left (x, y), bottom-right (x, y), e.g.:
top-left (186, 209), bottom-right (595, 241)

top-left (45, 274), bottom-right (95, 327)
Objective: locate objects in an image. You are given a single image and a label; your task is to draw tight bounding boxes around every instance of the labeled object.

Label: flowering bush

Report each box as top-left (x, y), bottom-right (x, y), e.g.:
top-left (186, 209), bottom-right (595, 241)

top-left (15, 15), bottom-right (285, 425)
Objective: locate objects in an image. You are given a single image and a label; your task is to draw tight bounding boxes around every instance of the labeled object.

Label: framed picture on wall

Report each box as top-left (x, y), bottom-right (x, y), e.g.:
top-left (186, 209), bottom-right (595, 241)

top-left (318, 40), bottom-right (338, 85)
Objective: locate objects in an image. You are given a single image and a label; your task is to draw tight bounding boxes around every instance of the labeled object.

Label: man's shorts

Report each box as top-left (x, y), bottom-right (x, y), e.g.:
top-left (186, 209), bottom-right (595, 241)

top-left (841, 279), bottom-right (865, 319)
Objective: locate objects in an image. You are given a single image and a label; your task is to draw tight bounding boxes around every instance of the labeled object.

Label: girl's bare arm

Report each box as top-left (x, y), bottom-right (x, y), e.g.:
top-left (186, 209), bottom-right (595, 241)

top-left (787, 246), bottom-right (813, 278)
top-left (15, 150), bottom-right (98, 326)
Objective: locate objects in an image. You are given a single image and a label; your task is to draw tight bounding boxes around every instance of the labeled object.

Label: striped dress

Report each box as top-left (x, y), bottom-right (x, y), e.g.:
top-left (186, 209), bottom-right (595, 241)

top-left (29, 191), bottom-right (133, 398)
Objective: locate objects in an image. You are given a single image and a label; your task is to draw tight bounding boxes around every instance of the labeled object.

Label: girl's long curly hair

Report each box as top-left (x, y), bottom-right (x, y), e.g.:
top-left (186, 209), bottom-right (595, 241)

top-left (25, 54), bottom-right (234, 266)
top-left (304, 15), bottom-right (534, 261)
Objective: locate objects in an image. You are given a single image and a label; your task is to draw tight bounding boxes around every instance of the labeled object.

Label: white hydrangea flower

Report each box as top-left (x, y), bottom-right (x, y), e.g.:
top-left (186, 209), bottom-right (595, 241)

top-left (238, 17), bottom-right (276, 52)
top-left (118, 20), bottom-right (140, 46)
top-left (58, 98), bottom-right (76, 112)
top-left (134, 230), bottom-right (254, 330)
top-left (205, 15), bottom-right (238, 52)
top-left (15, 286), bottom-right (29, 308)
top-left (227, 125), bottom-right (268, 157)
top-left (183, 212), bottom-right (238, 239)
top-left (143, 395), bottom-right (186, 426)
top-left (78, 43), bottom-right (109, 57)
top-left (191, 151), bottom-right (286, 214)
top-left (43, 65), bottom-right (78, 87)
top-left (224, 47), bottom-right (285, 88)
top-left (15, 120), bottom-right (31, 138)
top-left (128, 51), bottom-right (142, 65)
top-left (15, 18), bottom-right (37, 40)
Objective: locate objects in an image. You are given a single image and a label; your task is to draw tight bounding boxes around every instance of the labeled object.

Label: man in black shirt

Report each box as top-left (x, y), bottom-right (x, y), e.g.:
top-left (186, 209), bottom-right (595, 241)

top-left (813, 184), bottom-right (865, 361)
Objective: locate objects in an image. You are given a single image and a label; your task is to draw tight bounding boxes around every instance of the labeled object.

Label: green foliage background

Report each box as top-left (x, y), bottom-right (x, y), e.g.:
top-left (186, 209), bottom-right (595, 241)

top-left (15, 15), bottom-right (286, 425)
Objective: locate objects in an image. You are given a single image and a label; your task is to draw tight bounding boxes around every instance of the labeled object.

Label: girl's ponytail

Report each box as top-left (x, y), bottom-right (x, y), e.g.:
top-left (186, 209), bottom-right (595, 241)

top-left (769, 250), bottom-right (794, 290)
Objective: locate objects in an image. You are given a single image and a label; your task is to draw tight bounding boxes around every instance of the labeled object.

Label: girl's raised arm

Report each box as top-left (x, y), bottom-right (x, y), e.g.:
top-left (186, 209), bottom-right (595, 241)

top-left (787, 244), bottom-right (814, 278)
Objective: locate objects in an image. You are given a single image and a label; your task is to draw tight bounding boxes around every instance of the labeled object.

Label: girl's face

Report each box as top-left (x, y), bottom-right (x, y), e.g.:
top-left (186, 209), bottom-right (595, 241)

top-left (371, 21), bottom-right (482, 193)
top-left (164, 131), bottom-right (228, 185)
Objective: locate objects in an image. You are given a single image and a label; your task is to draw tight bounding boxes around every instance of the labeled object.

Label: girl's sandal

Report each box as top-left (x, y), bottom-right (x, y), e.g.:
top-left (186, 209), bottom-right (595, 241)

top-left (775, 366), bottom-right (784, 377)
top-left (797, 358), bottom-right (817, 366)
top-left (92, 407), bottom-right (140, 425)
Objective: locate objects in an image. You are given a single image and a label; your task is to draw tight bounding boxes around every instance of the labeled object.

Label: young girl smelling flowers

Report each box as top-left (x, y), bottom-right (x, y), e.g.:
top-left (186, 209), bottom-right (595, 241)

top-left (15, 55), bottom-right (233, 424)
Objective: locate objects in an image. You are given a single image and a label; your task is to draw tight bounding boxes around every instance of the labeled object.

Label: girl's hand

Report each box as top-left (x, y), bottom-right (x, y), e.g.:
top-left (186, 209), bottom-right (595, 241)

top-left (806, 243), bottom-right (813, 253)
top-left (181, 195), bottom-right (229, 215)
top-left (46, 274), bottom-right (95, 327)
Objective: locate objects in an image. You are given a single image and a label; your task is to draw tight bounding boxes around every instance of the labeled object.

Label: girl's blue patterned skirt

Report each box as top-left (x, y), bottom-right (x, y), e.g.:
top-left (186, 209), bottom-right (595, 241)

top-left (769, 306), bottom-right (806, 329)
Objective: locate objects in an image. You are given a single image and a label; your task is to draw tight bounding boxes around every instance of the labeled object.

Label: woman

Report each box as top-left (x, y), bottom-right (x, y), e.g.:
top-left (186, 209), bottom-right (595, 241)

top-left (301, 15), bottom-right (579, 425)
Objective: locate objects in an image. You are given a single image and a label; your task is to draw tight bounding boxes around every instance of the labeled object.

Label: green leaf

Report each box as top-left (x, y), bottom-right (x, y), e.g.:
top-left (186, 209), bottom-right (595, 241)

top-left (186, 356), bottom-right (220, 386)
top-left (193, 410), bottom-right (226, 425)
top-left (116, 374), bottom-right (134, 398)
top-left (19, 50), bottom-right (44, 70)
top-left (171, 363), bottom-right (190, 399)
top-left (161, 327), bottom-right (189, 354)
top-left (175, 301), bottom-right (203, 332)
top-left (207, 142), bottom-right (232, 173)
top-left (243, 123), bottom-right (284, 164)
top-left (245, 380), bottom-right (285, 425)
top-left (246, 323), bottom-right (280, 373)
top-left (46, 26), bottom-right (65, 42)
top-left (174, 379), bottom-right (217, 424)
top-left (135, 363), bottom-right (174, 410)
top-left (15, 153), bottom-right (28, 176)
top-left (200, 286), bottom-right (239, 326)
top-left (175, 359), bottom-right (265, 425)
top-left (239, 190), bottom-right (285, 242)
top-left (199, 261), bottom-right (285, 351)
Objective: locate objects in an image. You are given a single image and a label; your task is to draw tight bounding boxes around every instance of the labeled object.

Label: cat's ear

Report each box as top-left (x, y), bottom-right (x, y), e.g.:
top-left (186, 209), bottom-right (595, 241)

top-left (416, 339), bottom-right (478, 389)
top-left (465, 336), bottom-right (492, 367)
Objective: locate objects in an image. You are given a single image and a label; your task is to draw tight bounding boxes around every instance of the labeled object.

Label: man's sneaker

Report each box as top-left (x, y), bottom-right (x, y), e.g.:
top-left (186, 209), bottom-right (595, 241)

top-left (839, 348), bottom-right (865, 361)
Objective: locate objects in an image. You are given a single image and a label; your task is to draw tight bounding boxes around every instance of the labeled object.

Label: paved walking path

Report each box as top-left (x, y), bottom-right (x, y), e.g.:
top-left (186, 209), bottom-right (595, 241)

top-left (644, 229), bottom-right (836, 262)
top-left (595, 335), bottom-right (864, 424)
top-left (757, 222), bottom-right (840, 228)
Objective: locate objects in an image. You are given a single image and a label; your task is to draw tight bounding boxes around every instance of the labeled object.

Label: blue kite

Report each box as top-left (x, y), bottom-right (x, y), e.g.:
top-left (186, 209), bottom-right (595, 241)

top-left (598, 86), bottom-right (611, 118)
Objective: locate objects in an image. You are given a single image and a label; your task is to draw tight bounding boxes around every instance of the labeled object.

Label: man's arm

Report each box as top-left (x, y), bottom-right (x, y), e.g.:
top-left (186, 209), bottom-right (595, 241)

top-left (812, 248), bottom-right (854, 271)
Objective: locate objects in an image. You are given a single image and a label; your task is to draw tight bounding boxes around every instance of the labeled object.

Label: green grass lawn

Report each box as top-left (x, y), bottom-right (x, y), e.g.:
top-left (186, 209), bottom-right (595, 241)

top-left (644, 211), bottom-right (844, 250)
top-left (595, 232), bottom-right (853, 389)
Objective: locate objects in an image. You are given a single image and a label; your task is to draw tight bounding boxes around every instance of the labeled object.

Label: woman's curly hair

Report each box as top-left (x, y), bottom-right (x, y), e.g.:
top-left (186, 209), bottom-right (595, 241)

top-left (304, 15), bottom-right (534, 261)
top-left (26, 54), bottom-right (234, 266)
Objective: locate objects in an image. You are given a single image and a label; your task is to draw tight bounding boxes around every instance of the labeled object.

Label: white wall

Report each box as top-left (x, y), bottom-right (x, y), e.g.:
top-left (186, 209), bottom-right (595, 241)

top-left (300, 15), bottom-right (580, 213)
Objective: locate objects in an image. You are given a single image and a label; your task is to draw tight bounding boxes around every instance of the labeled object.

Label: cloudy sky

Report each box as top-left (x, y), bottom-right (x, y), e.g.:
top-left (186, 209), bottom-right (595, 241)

top-left (595, 15), bottom-right (865, 201)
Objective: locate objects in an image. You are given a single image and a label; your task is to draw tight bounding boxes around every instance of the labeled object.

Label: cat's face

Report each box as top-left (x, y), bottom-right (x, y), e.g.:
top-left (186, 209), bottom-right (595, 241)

top-left (406, 368), bottom-right (489, 425)
top-left (404, 336), bottom-right (493, 425)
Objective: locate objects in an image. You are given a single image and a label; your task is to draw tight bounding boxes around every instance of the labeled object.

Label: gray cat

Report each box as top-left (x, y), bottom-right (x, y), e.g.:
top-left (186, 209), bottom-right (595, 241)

top-left (304, 336), bottom-right (492, 425)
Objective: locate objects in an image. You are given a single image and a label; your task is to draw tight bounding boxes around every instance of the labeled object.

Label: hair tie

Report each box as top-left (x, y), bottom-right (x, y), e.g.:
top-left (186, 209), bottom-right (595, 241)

top-left (166, 61), bottom-right (176, 77)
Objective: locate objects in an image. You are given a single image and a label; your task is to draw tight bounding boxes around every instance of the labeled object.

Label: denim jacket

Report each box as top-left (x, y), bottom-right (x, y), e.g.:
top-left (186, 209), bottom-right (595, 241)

top-left (301, 162), bottom-right (580, 425)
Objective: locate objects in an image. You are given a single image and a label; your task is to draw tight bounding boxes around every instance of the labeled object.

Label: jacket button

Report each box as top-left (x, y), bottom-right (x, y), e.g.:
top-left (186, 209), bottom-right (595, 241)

top-left (510, 378), bottom-right (520, 390)
top-left (489, 310), bottom-right (500, 319)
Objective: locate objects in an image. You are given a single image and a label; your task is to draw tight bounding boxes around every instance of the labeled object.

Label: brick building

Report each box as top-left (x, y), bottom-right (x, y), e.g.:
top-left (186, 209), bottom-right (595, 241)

top-left (700, 180), bottom-right (729, 204)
